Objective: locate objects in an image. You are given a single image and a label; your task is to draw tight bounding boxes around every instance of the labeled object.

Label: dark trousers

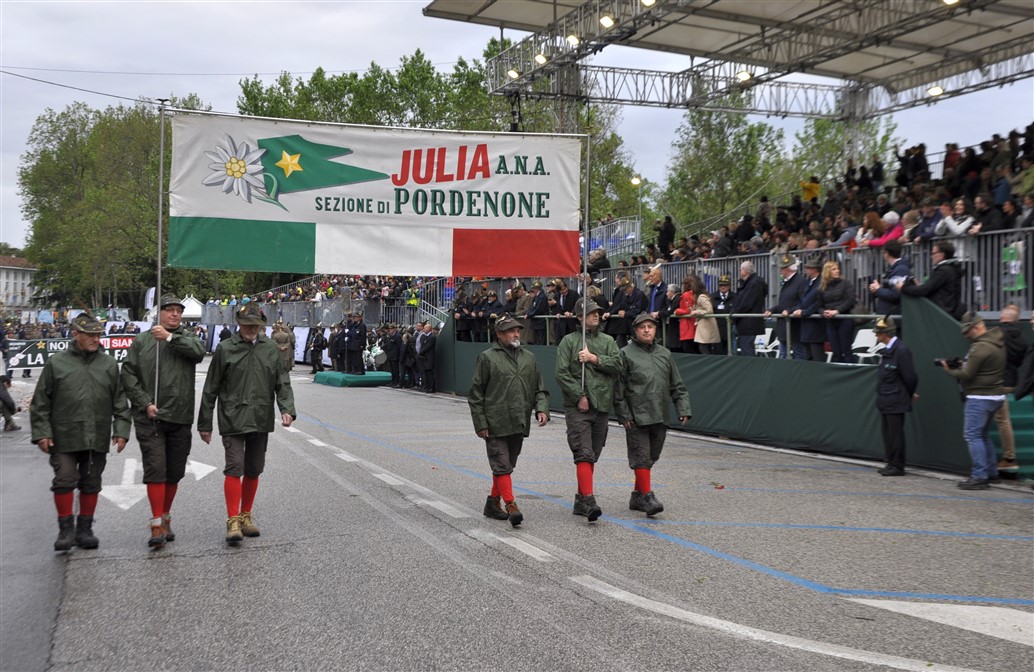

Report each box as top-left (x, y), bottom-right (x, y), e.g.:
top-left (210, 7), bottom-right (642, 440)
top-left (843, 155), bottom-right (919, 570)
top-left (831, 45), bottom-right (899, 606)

top-left (388, 359), bottom-right (400, 386)
top-left (310, 350), bottom-right (324, 373)
top-left (881, 413), bottom-right (906, 470)
top-left (137, 421), bottom-right (192, 483)
top-left (346, 349), bottom-right (364, 374)
top-left (50, 451), bottom-right (107, 494)
top-left (422, 366), bottom-right (436, 392)
top-left (827, 320), bottom-right (855, 364)
top-left (805, 342), bottom-right (826, 362)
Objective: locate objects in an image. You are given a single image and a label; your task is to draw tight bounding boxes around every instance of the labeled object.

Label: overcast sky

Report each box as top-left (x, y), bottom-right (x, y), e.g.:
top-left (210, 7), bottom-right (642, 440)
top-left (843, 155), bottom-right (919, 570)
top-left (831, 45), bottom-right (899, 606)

top-left (2, 1), bottom-right (1032, 249)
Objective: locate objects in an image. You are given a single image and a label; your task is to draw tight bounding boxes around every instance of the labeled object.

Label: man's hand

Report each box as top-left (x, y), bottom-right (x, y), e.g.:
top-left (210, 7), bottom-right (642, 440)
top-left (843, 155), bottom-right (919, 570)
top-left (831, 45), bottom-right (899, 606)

top-left (536, 412), bottom-right (548, 427)
top-left (577, 395), bottom-right (589, 413)
top-left (476, 429), bottom-right (490, 439)
top-left (763, 311), bottom-right (772, 318)
top-left (622, 420), bottom-right (633, 430)
top-left (113, 437), bottom-right (127, 453)
top-left (146, 403), bottom-right (159, 419)
top-left (679, 416), bottom-right (690, 425)
top-left (791, 309), bottom-right (802, 317)
top-left (868, 281), bottom-right (879, 293)
top-left (199, 431), bottom-right (212, 444)
top-left (577, 348), bottom-right (597, 365)
top-left (150, 325), bottom-right (171, 341)
top-left (37, 437), bottom-right (53, 454)
top-left (281, 413), bottom-right (293, 427)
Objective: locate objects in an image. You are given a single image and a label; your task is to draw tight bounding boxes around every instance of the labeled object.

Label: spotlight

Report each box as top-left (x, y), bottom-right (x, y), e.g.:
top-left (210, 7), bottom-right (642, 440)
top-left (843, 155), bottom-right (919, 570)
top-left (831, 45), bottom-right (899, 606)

top-left (534, 53), bottom-right (547, 65)
top-left (928, 85), bottom-right (945, 97)
top-left (630, 177), bottom-right (641, 186)
top-left (641, 0), bottom-right (656, 5)
top-left (566, 34), bottom-right (580, 47)
top-left (507, 69), bottom-right (520, 79)
top-left (942, 0), bottom-right (960, 5)
top-left (736, 70), bottom-right (752, 82)
top-left (600, 14), bottom-right (615, 28)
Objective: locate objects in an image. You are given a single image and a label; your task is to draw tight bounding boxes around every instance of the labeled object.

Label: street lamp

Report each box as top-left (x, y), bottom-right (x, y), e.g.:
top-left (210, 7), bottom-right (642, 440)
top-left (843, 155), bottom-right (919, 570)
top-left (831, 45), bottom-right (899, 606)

top-left (630, 176), bottom-right (642, 223)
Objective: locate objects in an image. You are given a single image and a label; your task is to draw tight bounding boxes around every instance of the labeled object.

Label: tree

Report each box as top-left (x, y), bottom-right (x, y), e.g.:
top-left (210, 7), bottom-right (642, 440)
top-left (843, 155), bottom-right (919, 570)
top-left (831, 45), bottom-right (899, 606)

top-left (790, 117), bottom-right (901, 187)
top-left (661, 99), bottom-right (786, 236)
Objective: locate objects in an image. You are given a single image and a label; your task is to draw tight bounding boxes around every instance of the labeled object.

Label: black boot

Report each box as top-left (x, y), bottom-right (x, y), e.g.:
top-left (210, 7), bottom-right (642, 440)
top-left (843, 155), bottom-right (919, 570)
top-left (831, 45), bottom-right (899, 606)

top-left (483, 496), bottom-right (509, 520)
top-left (54, 516), bottom-right (75, 552)
top-left (641, 491), bottom-right (664, 516)
top-left (572, 493), bottom-right (588, 516)
top-left (75, 515), bottom-right (99, 549)
top-left (582, 494), bottom-right (602, 522)
top-left (629, 490), bottom-right (646, 512)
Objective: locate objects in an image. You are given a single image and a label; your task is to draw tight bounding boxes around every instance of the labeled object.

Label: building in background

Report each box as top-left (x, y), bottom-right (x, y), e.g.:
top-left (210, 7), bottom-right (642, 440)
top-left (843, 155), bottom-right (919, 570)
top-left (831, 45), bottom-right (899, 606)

top-left (0, 255), bottom-right (37, 316)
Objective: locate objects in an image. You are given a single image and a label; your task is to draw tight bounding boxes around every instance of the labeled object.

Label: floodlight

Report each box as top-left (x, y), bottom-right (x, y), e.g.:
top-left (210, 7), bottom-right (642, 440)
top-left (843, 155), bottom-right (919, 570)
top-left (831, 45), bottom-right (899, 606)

top-left (600, 14), bottom-right (615, 28)
top-left (928, 85), bottom-right (945, 97)
top-left (507, 69), bottom-right (520, 79)
top-left (736, 70), bottom-right (753, 82)
top-left (566, 34), bottom-right (580, 47)
top-left (942, 0), bottom-right (960, 5)
top-left (641, 0), bottom-right (656, 6)
top-left (534, 53), bottom-right (547, 65)
top-left (631, 177), bottom-right (642, 186)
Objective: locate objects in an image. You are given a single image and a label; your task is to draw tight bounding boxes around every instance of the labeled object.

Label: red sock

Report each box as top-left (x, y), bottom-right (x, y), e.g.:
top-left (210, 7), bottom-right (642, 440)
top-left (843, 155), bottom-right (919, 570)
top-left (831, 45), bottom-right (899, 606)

top-left (576, 462), bottom-right (594, 496)
top-left (146, 483), bottom-right (166, 518)
top-left (54, 492), bottom-right (74, 517)
top-left (494, 474), bottom-right (514, 503)
top-left (224, 476), bottom-right (242, 517)
top-left (490, 479), bottom-right (500, 498)
top-left (162, 483), bottom-right (178, 514)
top-left (79, 492), bottom-right (98, 516)
top-left (634, 468), bottom-right (651, 493)
top-left (241, 476), bottom-right (259, 513)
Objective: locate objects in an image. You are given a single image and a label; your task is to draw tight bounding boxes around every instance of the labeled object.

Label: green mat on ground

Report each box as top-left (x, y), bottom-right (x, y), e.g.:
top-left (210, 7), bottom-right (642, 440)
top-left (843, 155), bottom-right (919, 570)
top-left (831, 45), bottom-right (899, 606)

top-left (313, 371), bottom-right (392, 388)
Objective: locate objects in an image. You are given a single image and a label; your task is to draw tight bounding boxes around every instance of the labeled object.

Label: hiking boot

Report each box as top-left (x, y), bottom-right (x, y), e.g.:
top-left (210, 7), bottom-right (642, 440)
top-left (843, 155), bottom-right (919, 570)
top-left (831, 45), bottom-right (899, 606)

top-left (997, 459), bottom-right (1019, 471)
top-left (957, 479), bottom-right (989, 490)
top-left (505, 501), bottom-right (523, 528)
top-left (3, 422), bottom-right (20, 431)
top-left (74, 515), bottom-right (99, 549)
top-left (161, 514), bottom-right (175, 542)
top-left (583, 494), bottom-right (602, 522)
top-left (239, 511), bottom-right (261, 537)
top-left (54, 516), bottom-right (75, 552)
top-left (148, 523), bottom-right (166, 549)
top-left (483, 496), bottom-right (509, 520)
top-left (878, 466), bottom-right (905, 476)
top-left (629, 490), bottom-right (646, 512)
top-left (572, 493), bottom-right (589, 517)
top-left (225, 516), bottom-right (244, 544)
top-left (641, 491), bottom-right (664, 516)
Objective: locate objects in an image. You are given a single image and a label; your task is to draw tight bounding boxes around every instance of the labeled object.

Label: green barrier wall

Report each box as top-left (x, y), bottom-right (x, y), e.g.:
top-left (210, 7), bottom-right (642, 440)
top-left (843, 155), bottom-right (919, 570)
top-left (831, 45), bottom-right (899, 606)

top-left (441, 296), bottom-right (974, 474)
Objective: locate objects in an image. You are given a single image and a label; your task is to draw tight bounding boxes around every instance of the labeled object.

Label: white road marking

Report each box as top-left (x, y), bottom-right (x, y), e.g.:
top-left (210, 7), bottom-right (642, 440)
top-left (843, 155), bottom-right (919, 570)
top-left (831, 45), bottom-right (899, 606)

top-left (307, 438), bottom-right (327, 447)
top-left (413, 499), bottom-right (469, 518)
top-left (848, 599), bottom-right (1034, 647)
top-left (183, 459), bottom-right (217, 481)
top-left (570, 576), bottom-right (982, 672)
top-left (99, 457), bottom-right (146, 510)
top-left (334, 452), bottom-right (359, 462)
top-left (496, 536), bottom-right (553, 562)
top-left (283, 425), bottom-right (301, 433)
top-left (373, 473), bottom-right (404, 486)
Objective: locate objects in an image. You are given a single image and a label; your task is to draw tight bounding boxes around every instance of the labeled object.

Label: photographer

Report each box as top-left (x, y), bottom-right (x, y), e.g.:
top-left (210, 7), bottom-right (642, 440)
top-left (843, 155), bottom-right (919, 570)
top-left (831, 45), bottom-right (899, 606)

top-left (941, 312), bottom-right (1007, 490)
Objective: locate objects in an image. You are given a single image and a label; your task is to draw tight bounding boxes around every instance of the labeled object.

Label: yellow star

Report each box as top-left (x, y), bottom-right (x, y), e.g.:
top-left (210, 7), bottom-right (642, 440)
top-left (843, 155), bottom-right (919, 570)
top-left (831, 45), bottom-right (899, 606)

top-left (35, 341), bottom-right (45, 349)
top-left (275, 151), bottom-right (303, 178)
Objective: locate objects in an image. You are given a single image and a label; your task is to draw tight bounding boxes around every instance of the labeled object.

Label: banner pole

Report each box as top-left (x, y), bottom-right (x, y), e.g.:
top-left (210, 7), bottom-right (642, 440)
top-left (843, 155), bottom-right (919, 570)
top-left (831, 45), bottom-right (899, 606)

top-left (580, 114), bottom-right (591, 391)
top-left (153, 99), bottom-right (169, 419)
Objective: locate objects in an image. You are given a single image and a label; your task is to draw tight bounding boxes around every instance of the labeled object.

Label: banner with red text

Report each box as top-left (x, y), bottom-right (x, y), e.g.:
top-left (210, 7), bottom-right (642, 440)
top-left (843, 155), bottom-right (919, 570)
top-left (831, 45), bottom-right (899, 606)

top-left (169, 114), bottom-right (582, 277)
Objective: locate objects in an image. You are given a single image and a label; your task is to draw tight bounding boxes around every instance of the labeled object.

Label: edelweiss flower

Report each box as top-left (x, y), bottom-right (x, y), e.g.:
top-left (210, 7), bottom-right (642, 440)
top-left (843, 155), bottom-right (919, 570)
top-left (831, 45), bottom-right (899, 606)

top-left (203, 134), bottom-right (266, 203)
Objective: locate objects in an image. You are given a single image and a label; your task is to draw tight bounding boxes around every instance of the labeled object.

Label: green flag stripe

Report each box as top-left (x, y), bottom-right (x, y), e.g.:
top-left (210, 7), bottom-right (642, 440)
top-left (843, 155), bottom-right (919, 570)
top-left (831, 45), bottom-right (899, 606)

top-left (258, 134), bottom-right (389, 194)
top-left (168, 217), bottom-right (315, 273)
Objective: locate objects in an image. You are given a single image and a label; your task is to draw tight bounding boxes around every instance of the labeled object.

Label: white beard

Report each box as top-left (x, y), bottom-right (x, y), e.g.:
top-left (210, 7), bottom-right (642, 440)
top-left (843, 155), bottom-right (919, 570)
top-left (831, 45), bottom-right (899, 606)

top-left (508, 339), bottom-right (521, 349)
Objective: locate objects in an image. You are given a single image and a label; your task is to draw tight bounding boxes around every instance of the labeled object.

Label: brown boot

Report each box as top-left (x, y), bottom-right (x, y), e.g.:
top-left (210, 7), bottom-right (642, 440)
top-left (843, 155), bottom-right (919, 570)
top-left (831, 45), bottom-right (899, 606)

top-left (504, 501), bottom-right (523, 528)
top-left (483, 496), bottom-right (509, 520)
top-left (148, 522), bottom-right (166, 549)
top-left (225, 516), bottom-right (243, 544)
top-left (161, 514), bottom-right (175, 542)
top-left (239, 511), bottom-right (261, 537)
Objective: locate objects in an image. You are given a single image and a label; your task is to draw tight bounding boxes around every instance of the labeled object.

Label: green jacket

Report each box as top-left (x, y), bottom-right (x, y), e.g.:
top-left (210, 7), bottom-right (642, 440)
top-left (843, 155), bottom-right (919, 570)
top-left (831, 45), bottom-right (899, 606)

top-left (614, 340), bottom-right (692, 426)
top-left (30, 344), bottom-right (131, 453)
top-left (555, 328), bottom-right (621, 412)
top-left (468, 343), bottom-right (549, 438)
top-left (197, 333), bottom-right (296, 435)
top-left (121, 326), bottom-right (206, 425)
top-left (948, 327), bottom-right (1006, 396)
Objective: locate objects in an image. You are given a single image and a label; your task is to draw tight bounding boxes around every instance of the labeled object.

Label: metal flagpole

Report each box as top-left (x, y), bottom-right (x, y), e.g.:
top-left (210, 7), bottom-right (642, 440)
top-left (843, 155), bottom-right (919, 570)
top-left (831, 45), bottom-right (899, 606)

top-left (580, 116), bottom-right (592, 390)
top-left (153, 99), bottom-right (169, 423)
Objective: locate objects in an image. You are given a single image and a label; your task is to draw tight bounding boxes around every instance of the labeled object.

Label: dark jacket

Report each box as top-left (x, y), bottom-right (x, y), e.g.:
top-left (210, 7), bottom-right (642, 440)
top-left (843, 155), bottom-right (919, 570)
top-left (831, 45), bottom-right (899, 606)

top-left (901, 259), bottom-right (965, 319)
top-left (770, 272), bottom-right (808, 342)
top-left (816, 278), bottom-right (856, 315)
top-left (197, 333), bottom-right (296, 435)
top-left (947, 327), bottom-right (1006, 395)
top-left (417, 331), bottom-right (436, 370)
top-left (345, 321), bottom-right (367, 351)
top-left (876, 338), bottom-right (918, 414)
top-left (614, 340), bottom-right (692, 426)
top-left (468, 343), bottom-right (549, 438)
top-left (384, 331), bottom-right (402, 362)
top-left (527, 291), bottom-right (549, 332)
top-left (732, 273), bottom-right (767, 336)
top-left (998, 321), bottom-right (1029, 389)
top-left (797, 275), bottom-right (826, 344)
top-left (555, 328), bottom-right (621, 412)
top-left (30, 344), bottom-right (131, 453)
top-left (874, 257), bottom-right (911, 315)
top-left (712, 288), bottom-right (735, 341)
top-left (120, 325), bottom-right (206, 425)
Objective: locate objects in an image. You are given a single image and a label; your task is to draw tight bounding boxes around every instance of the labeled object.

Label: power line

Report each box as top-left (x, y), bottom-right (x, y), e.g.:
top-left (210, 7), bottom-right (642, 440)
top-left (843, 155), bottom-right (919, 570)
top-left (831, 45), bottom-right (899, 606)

top-left (0, 61), bottom-right (465, 77)
top-left (0, 70), bottom-right (153, 104)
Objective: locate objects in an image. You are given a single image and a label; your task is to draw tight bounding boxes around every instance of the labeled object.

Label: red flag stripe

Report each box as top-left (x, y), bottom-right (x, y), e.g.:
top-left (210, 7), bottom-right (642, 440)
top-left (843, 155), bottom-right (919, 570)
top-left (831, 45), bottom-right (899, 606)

top-left (452, 229), bottom-right (580, 277)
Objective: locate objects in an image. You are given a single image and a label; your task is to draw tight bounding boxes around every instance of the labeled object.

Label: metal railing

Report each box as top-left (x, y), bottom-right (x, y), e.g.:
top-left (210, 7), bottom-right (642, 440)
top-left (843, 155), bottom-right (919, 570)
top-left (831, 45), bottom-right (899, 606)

top-left (587, 217), bottom-right (642, 261)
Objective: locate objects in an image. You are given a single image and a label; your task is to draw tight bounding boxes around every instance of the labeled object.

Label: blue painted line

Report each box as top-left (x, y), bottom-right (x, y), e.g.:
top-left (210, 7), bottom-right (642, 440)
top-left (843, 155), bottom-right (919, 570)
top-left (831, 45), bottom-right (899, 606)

top-left (455, 454), bottom-right (873, 472)
top-left (300, 414), bottom-right (1034, 607)
top-left (712, 485), bottom-right (1034, 504)
top-left (637, 519), bottom-right (1034, 541)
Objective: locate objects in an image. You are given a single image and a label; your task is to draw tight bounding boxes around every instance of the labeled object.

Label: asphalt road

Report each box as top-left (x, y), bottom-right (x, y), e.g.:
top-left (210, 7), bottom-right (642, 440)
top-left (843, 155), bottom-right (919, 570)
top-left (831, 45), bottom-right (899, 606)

top-left (1, 360), bottom-right (1032, 672)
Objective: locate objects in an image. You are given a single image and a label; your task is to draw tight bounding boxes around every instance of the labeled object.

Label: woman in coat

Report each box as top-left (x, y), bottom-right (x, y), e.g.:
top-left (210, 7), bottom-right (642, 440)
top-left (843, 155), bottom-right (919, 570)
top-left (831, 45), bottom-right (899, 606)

top-left (672, 274), bottom-right (698, 353)
top-left (688, 276), bottom-right (720, 354)
top-left (817, 261), bottom-right (857, 364)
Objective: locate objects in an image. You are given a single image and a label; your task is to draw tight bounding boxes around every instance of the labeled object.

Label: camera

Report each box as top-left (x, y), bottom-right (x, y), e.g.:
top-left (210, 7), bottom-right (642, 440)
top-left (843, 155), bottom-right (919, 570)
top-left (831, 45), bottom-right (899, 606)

top-left (934, 357), bottom-right (963, 369)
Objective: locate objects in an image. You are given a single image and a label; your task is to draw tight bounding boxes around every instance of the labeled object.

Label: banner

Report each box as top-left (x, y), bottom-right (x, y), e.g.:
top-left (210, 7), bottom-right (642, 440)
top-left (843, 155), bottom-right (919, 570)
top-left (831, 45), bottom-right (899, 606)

top-left (169, 114), bottom-right (582, 277)
top-left (6, 336), bottom-right (137, 370)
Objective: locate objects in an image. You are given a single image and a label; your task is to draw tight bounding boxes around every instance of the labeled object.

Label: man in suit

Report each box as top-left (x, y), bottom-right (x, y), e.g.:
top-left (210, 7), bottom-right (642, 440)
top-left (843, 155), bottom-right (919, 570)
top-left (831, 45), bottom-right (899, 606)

top-left (552, 279), bottom-right (581, 344)
top-left (526, 281), bottom-right (550, 345)
top-left (384, 323), bottom-right (403, 387)
top-left (307, 324), bottom-right (327, 374)
top-left (794, 258), bottom-right (827, 362)
top-left (417, 321), bottom-right (437, 392)
top-left (765, 255), bottom-right (808, 360)
top-left (346, 313), bottom-right (367, 375)
top-left (608, 276), bottom-right (647, 348)
top-left (712, 275), bottom-right (736, 355)
top-left (731, 261), bottom-right (767, 357)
